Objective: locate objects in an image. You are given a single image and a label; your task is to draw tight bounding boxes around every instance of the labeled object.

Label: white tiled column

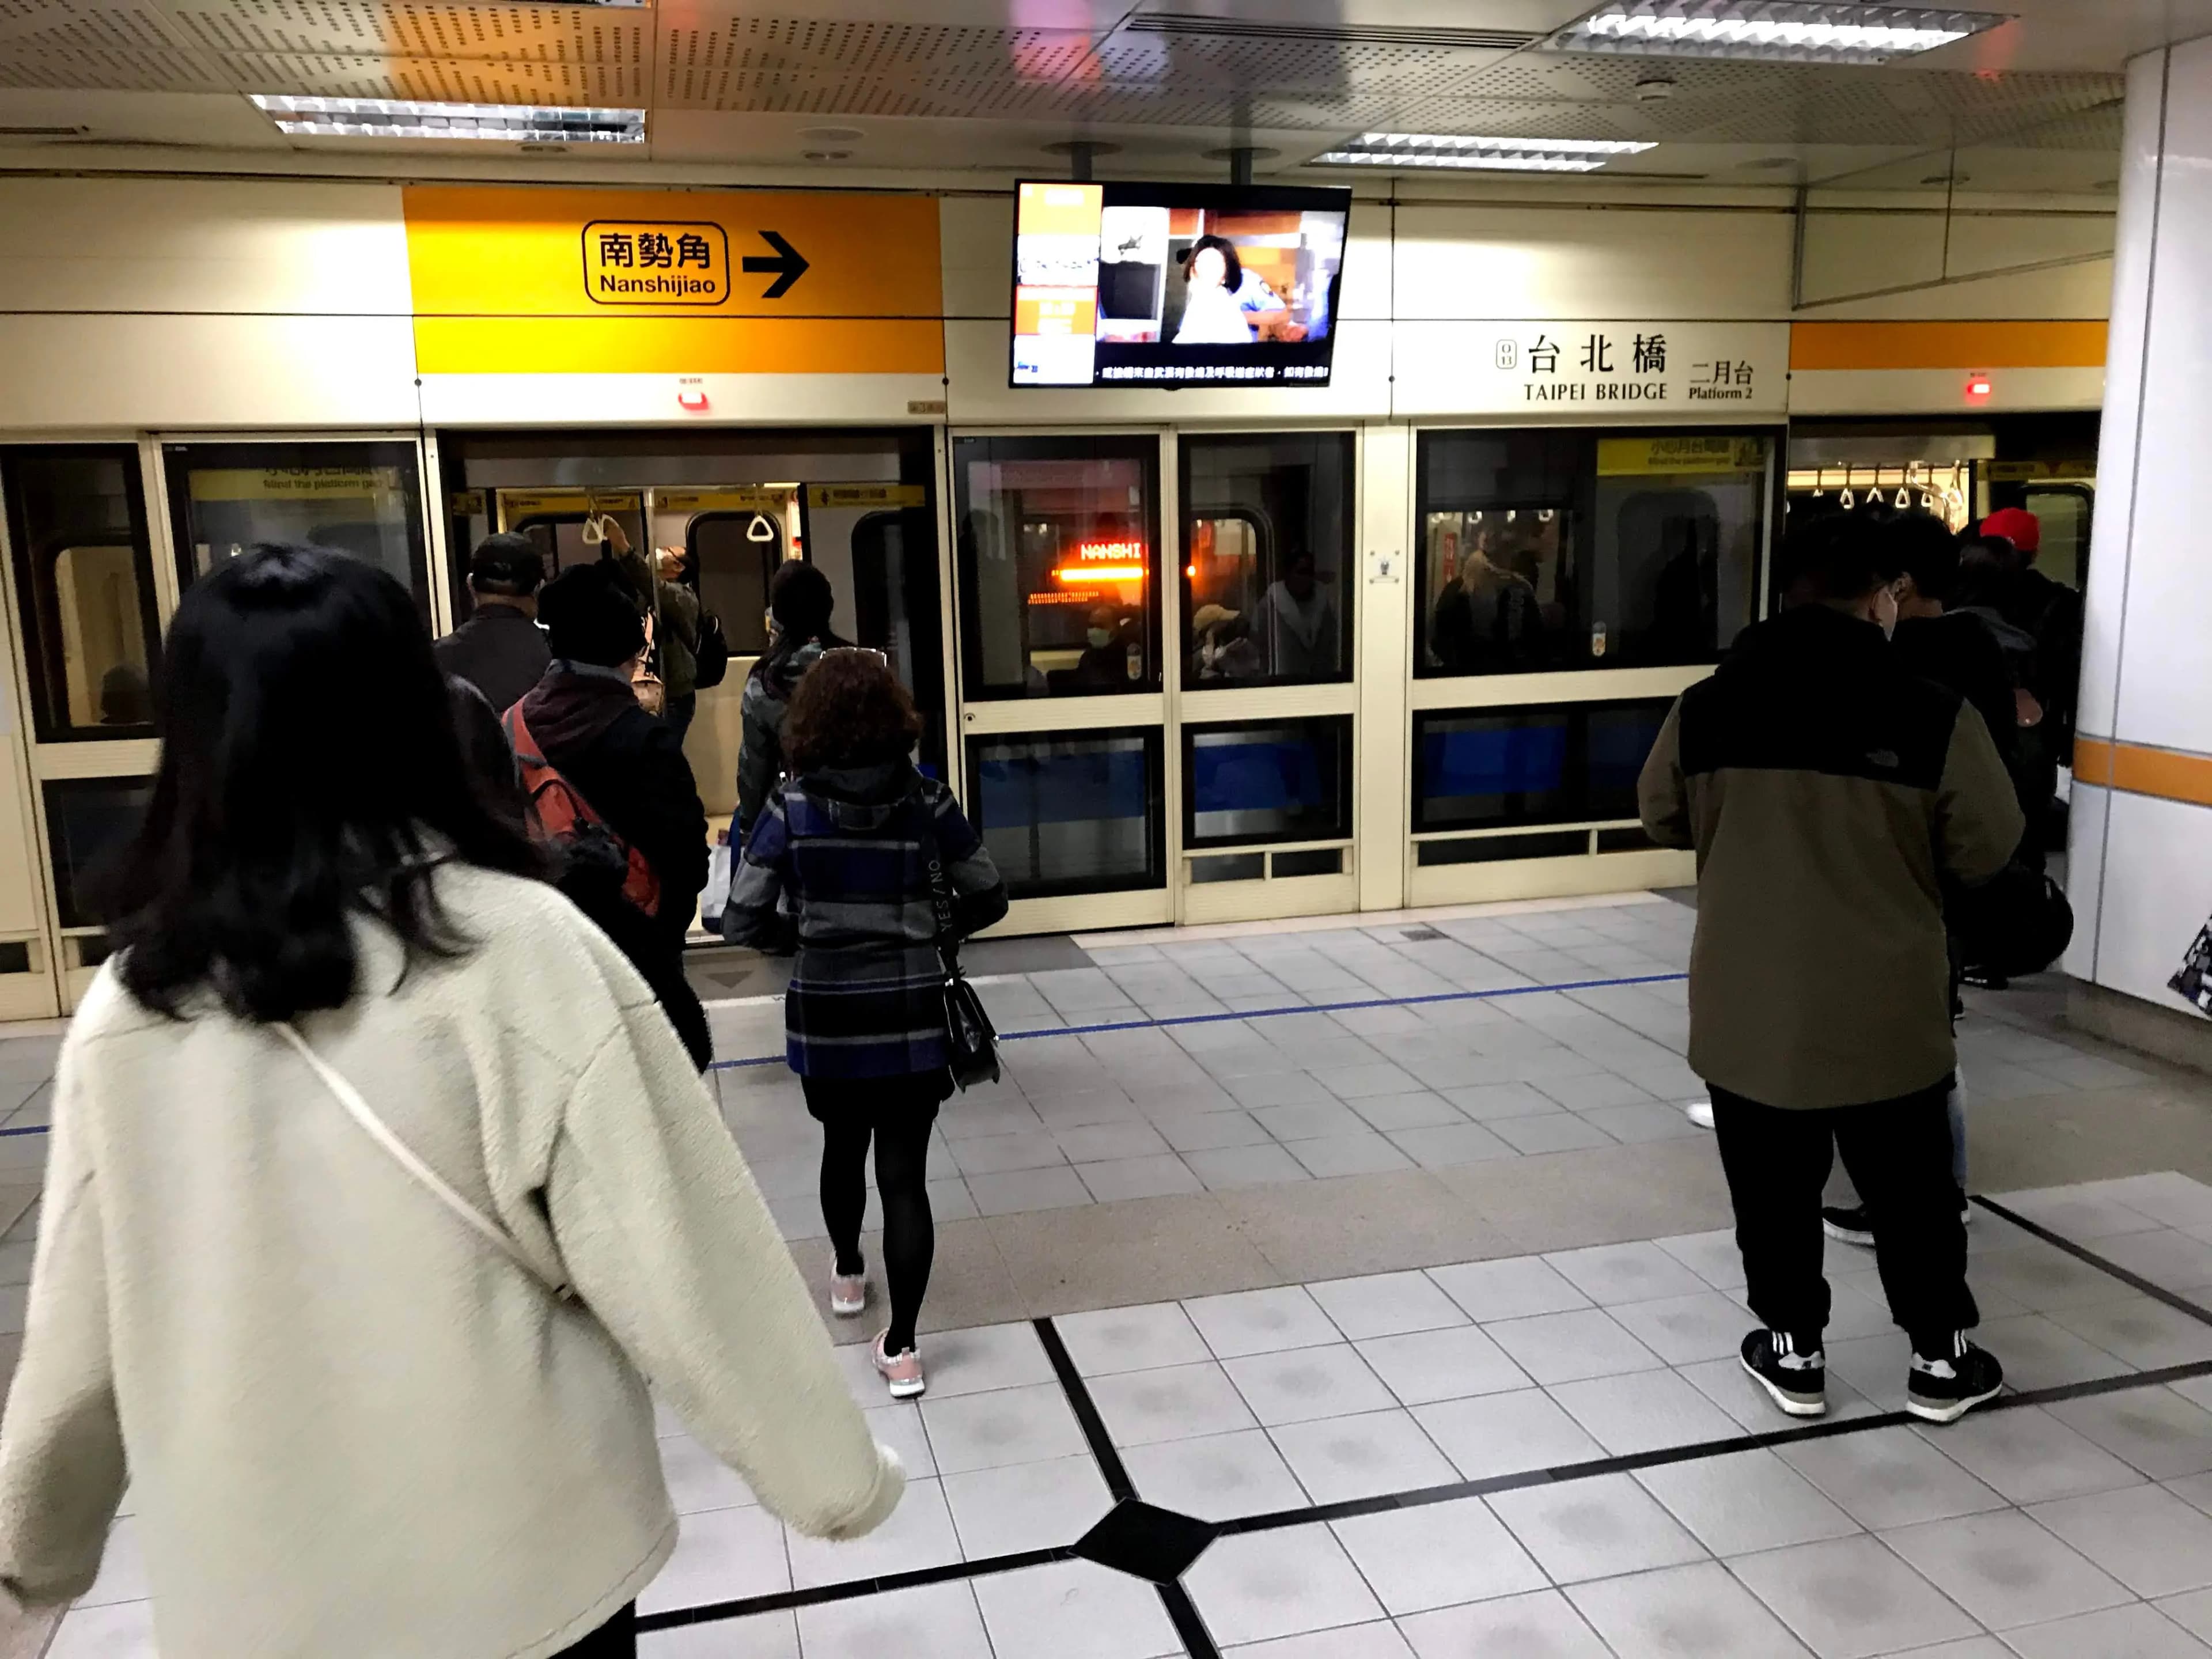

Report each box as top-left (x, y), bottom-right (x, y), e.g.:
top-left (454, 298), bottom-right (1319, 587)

top-left (2067, 39), bottom-right (2212, 1017)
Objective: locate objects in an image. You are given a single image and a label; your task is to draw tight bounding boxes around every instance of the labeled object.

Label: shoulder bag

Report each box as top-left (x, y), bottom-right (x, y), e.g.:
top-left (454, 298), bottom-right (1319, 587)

top-left (918, 804), bottom-right (1001, 1092)
top-left (274, 1022), bottom-right (575, 1303)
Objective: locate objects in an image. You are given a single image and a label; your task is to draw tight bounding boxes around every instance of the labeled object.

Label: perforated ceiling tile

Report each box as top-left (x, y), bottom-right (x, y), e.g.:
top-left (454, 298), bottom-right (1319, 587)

top-left (0, 0), bottom-right (177, 51)
top-left (218, 47), bottom-right (643, 101)
top-left (0, 41), bottom-right (222, 86)
top-left (164, 1), bottom-right (647, 64)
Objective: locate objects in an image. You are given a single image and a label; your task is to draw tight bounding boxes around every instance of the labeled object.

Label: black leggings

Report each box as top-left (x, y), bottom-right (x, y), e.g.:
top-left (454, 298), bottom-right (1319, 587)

top-left (806, 1073), bottom-right (945, 1354)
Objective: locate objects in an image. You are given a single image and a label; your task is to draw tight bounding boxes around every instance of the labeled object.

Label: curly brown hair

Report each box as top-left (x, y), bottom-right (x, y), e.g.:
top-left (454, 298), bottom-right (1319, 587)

top-left (782, 647), bottom-right (923, 774)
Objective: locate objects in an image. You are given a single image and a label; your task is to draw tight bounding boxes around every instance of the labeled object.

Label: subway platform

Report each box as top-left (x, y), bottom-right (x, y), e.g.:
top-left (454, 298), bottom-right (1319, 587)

top-left (9, 892), bottom-right (2212, 1658)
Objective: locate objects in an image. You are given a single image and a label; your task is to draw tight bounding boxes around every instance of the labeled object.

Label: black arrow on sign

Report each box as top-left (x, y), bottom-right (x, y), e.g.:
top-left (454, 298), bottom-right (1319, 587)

top-left (741, 230), bottom-right (810, 299)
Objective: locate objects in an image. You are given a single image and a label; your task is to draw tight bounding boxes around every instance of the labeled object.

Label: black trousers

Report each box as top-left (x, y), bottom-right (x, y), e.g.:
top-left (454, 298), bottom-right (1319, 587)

top-left (1711, 1077), bottom-right (1977, 1356)
top-left (556, 1603), bottom-right (634, 1658)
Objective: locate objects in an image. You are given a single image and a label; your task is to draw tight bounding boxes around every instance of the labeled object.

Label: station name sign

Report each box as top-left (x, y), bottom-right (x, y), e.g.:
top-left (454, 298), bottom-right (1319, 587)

top-left (1395, 321), bottom-right (1787, 418)
top-left (1498, 329), bottom-right (1765, 404)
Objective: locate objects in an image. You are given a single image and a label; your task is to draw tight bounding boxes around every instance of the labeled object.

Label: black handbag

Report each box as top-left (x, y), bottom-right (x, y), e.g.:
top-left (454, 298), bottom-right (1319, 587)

top-left (922, 820), bottom-right (1001, 1090)
top-left (692, 611), bottom-right (732, 690)
top-left (1954, 858), bottom-right (2075, 980)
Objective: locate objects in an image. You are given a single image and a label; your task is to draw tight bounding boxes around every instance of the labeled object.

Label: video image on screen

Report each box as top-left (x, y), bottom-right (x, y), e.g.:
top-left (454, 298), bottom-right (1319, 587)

top-left (1012, 181), bottom-right (1350, 389)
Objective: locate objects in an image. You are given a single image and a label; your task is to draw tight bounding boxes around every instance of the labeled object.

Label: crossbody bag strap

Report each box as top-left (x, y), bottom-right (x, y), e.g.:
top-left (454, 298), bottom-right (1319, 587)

top-left (915, 793), bottom-right (961, 975)
top-left (274, 1022), bottom-right (575, 1302)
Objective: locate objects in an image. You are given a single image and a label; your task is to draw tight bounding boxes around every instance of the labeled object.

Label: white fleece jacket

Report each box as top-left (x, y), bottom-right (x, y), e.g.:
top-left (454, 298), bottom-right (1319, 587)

top-left (0, 864), bottom-right (901, 1657)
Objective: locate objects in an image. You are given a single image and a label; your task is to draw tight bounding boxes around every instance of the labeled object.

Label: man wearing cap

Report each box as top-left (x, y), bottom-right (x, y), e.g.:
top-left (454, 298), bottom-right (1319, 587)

top-left (1192, 603), bottom-right (1262, 681)
top-left (434, 532), bottom-right (551, 714)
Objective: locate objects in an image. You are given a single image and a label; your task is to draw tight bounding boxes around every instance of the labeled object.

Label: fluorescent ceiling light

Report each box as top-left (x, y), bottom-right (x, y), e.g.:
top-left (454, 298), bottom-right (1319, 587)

top-left (1552, 2), bottom-right (2008, 65)
top-left (249, 95), bottom-right (645, 143)
top-left (1311, 132), bottom-right (1654, 172)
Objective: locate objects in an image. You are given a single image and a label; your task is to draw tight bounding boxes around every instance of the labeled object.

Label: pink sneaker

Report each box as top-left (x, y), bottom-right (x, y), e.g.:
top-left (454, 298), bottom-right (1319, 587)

top-left (829, 1268), bottom-right (868, 1318)
top-left (873, 1333), bottom-right (925, 1399)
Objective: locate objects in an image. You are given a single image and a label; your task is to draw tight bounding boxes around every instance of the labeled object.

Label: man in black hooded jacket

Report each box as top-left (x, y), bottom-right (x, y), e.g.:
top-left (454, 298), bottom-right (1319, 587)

top-left (516, 563), bottom-right (711, 1069)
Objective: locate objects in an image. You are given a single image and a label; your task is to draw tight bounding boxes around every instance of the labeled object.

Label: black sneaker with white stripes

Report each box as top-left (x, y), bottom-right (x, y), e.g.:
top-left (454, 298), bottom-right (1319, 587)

top-left (1820, 1204), bottom-right (1874, 1247)
top-left (1740, 1328), bottom-right (1827, 1418)
top-left (1907, 1334), bottom-right (2005, 1424)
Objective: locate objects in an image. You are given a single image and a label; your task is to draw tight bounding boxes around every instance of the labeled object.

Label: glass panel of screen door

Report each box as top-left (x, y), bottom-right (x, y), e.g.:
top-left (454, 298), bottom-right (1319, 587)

top-left (1412, 699), bottom-right (1673, 831)
top-left (953, 435), bottom-right (1161, 699)
top-left (1415, 429), bottom-right (1770, 677)
top-left (43, 775), bottom-right (153, 929)
top-left (966, 728), bottom-right (1162, 900)
top-left (165, 441), bottom-right (431, 616)
top-left (1184, 716), bottom-right (1352, 847)
top-left (1180, 431), bottom-right (1354, 687)
top-left (0, 446), bottom-right (161, 741)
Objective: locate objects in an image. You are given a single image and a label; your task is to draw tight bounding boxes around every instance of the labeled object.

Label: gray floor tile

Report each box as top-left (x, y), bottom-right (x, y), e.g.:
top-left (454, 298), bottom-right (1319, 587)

top-left (1396, 1588), bottom-right (1613, 1659)
top-left (1223, 1070), bottom-right (1339, 1109)
top-left (2003, 1603), bottom-right (2212, 1659)
top-left (1088, 1360), bottom-right (1256, 1447)
top-left (1417, 1387), bottom-right (1609, 1482)
top-left (1548, 1367), bottom-right (1743, 1456)
top-left (965, 1166), bottom-right (1093, 1217)
top-left (1154, 1109), bottom-right (1273, 1152)
top-left (1184, 1142), bottom-right (1315, 1190)
top-left (1055, 1301), bottom-right (1211, 1377)
top-left (1288, 1132), bottom-right (1419, 1178)
top-left (1578, 1101), bottom-right (1707, 1144)
top-left (639, 1503), bottom-right (790, 1613)
top-left (1988, 1185), bottom-right (2167, 1242)
top-left (911, 1322), bottom-right (1058, 1399)
top-left (1357, 1324), bottom-right (1533, 1406)
top-left (1778, 1426), bottom-right (2008, 1529)
top-left (1544, 1241), bottom-right (1713, 1307)
top-left (940, 1455), bottom-right (1115, 1560)
top-left (1427, 1256), bottom-right (1593, 1323)
top-left (1971, 1313), bottom-right (2134, 1391)
top-left (1076, 1155), bottom-right (1206, 1203)
top-left (1490, 1113), bottom-right (1616, 1154)
top-left (972, 1560), bottom-right (1182, 1659)
top-left (1440, 1081), bottom-right (1566, 1121)
top-left (1567, 1560), bottom-right (1816, 1658)
top-left (1487, 1471), bottom-right (1707, 1584)
top-left (1218, 1623), bottom-right (1414, 1658)
top-left (919, 1382), bottom-right (1088, 1475)
top-left (1918, 1404), bottom-right (2148, 1504)
top-left (1607, 1291), bottom-right (1753, 1365)
top-left (1253, 1100), bottom-right (1373, 1143)
top-left (1225, 1343), bottom-right (1399, 1427)
top-left (948, 1130), bottom-right (1071, 1177)
top-left (1307, 1270), bottom-right (1471, 1341)
top-left (1185, 1285), bottom-right (1344, 1358)
top-left (1385, 1121), bottom-right (1520, 1169)
top-left (1267, 1406), bottom-right (1458, 1503)
top-left (2095, 1173), bottom-right (2212, 1230)
top-left (2161, 1588), bottom-right (2212, 1644)
top-left (1483, 1308), bottom-right (1665, 1384)
top-left (786, 1476), bottom-right (961, 1588)
top-left (1121, 1427), bottom-right (1309, 1521)
top-left (1654, 1229), bottom-right (1749, 1292)
top-left (2052, 1297), bottom-right (2212, 1370)
top-left (2027, 1482), bottom-right (2212, 1597)
top-left (1331, 1495), bottom-right (1547, 1615)
top-left (1882, 1509), bottom-right (2131, 1631)
top-left (2089, 1228), bottom-right (2212, 1294)
top-left (1634, 1448), bottom-right (1858, 1557)
top-left (1971, 1242), bottom-right (2146, 1313)
top-left (795, 1581), bottom-right (990, 1659)
top-left (1531, 1071), bottom-right (1659, 1112)
top-left (2047, 1386), bottom-right (2212, 1480)
top-left (1344, 1090), bottom-right (1470, 1133)
top-left (1728, 1533), bottom-right (1979, 1659)
top-left (1029, 1088), bottom-right (1150, 1130)
top-left (1184, 1523), bottom-right (1385, 1647)
top-left (1054, 1121), bottom-right (1172, 1163)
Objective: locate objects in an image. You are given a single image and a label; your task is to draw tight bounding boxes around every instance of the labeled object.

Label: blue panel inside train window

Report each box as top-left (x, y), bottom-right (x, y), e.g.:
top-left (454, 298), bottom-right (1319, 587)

top-left (1584, 704), bottom-right (1671, 820)
top-left (970, 729), bottom-right (1162, 897)
top-left (1417, 714), bottom-right (1570, 830)
top-left (1186, 717), bottom-right (1351, 847)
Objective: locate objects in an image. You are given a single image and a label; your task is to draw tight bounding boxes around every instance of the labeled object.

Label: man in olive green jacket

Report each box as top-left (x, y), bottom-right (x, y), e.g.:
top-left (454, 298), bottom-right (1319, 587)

top-left (1639, 513), bottom-right (2023, 1428)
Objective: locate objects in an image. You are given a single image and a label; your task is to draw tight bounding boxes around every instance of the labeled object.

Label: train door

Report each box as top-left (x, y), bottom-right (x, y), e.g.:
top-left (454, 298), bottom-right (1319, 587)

top-left (950, 432), bottom-right (1171, 933)
top-left (490, 490), bottom-right (646, 588)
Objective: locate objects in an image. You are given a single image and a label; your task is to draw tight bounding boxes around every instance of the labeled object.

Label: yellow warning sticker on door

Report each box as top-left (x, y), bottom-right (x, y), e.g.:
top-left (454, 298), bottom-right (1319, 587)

top-left (805, 484), bottom-right (926, 510)
top-left (1596, 435), bottom-right (1770, 476)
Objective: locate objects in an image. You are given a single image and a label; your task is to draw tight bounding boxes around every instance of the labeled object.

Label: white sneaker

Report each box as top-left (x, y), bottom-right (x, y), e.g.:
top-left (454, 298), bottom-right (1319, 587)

top-left (1684, 1099), bottom-right (1715, 1130)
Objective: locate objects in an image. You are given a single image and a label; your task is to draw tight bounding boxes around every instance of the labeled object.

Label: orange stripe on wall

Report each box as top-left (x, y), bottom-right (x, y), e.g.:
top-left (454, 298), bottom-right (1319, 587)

top-left (412, 315), bottom-right (945, 377)
top-left (1789, 321), bottom-right (2108, 372)
top-left (2074, 738), bottom-right (2212, 809)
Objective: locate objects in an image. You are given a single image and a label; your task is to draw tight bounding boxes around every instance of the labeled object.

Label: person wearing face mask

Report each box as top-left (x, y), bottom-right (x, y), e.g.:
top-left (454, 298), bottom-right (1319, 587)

top-left (1073, 604), bottom-right (1137, 690)
top-left (1638, 512), bottom-right (2022, 1429)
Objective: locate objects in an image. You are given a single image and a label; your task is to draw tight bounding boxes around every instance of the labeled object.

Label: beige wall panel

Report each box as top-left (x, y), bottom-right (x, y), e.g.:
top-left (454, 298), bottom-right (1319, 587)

top-left (0, 177), bottom-right (410, 316)
top-left (1787, 364), bottom-right (2105, 414)
top-left (0, 313), bottom-right (419, 430)
top-left (419, 371), bottom-right (945, 427)
top-left (944, 317), bottom-right (1392, 423)
top-left (1800, 209), bottom-right (2116, 316)
top-left (1391, 204), bottom-right (1794, 321)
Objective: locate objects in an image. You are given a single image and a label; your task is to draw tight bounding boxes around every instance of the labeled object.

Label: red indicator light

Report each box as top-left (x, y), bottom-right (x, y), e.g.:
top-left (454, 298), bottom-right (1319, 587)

top-left (1965, 374), bottom-right (1993, 402)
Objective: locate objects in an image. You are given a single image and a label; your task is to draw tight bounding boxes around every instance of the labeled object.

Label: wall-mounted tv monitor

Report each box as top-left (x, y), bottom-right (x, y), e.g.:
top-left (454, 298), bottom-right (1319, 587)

top-left (1012, 180), bottom-right (1352, 389)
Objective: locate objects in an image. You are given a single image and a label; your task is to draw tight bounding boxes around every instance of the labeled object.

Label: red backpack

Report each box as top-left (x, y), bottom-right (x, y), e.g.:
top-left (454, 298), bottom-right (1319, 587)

top-left (502, 705), bottom-right (661, 918)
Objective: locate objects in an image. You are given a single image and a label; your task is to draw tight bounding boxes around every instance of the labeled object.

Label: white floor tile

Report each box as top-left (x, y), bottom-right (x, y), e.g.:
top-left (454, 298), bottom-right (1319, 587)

top-left (1088, 1360), bottom-right (1258, 1447)
top-left (1567, 1559), bottom-right (1816, 1658)
top-left (1184, 1286), bottom-right (1344, 1358)
top-left (1883, 1508), bottom-right (2132, 1631)
top-left (1307, 1271), bottom-right (1471, 1341)
top-left (1267, 1407), bottom-right (1458, 1503)
top-left (919, 1381), bottom-right (1089, 1475)
top-left (785, 1476), bottom-right (961, 1589)
top-left (2052, 1296), bottom-right (2212, 1370)
top-left (911, 1321), bottom-right (1058, 1399)
top-left (796, 1581), bottom-right (993, 1659)
top-left (1548, 1368), bottom-right (1742, 1456)
top-left (1225, 1344), bottom-right (1399, 1426)
top-left (2047, 1386), bottom-right (2212, 1480)
top-left (1412, 1387), bottom-right (1606, 1482)
top-left (1727, 1533), bottom-right (1979, 1658)
top-left (1916, 1404), bottom-right (2148, 1504)
top-left (1056, 1302), bottom-right (1214, 1377)
top-left (660, 1432), bottom-right (759, 1515)
top-left (1184, 1523), bottom-right (1386, 1647)
top-left (641, 1610), bottom-right (798, 1657)
top-left (973, 1559), bottom-right (1183, 1659)
top-left (1355, 1324), bottom-right (1532, 1407)
top-left (75, 1517), bottom-right (147, 1608)
top-left (2027, 1482), bottom-right (2212, 1599)
top-left (2003, 1603), bottom-right (2212, 1659)
top-left (1632, 1448), bottom-right (1859, 1558)
top-left (1396, 1587), bottom-right (1613, 1658)
top-left (1426, 1256), bottom-right (1592, 1323)
top-left (1487, 1471), bottom-right (1706, 1584)
top-left (1483, 1308), bottom-right (1664, 1385)
top-left (1331, 1495), bottom-right (1547, 1615)
top-left (940, 1455), bottom-right (1115, 1560)
top-left (639, 1503), bottom-right (790, 1616)
top-left (1124, 1426), bottom-right (1310, 1521)
top-left (1219, 1620), bottom-right (1415, 1657)
top-left (47, 1601), bottom-right (158, 1659)
top-left (1605, 1291), bottom-right (1753, 1366)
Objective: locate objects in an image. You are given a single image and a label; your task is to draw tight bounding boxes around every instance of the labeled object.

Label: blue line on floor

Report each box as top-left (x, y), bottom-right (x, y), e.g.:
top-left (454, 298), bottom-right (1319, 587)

top-left (708, 969), bottom-right (1688, 1071)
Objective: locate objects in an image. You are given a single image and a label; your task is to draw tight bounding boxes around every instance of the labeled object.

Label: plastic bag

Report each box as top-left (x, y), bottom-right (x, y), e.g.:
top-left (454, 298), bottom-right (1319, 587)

top-left (700, 842), bottom-right (733, 930)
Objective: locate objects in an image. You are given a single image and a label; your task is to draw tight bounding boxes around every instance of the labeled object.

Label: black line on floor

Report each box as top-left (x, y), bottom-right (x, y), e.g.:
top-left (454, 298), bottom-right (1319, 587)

top-left (1033, 1315), bottom-right (1138, 1502)
top-left (1974, 1193), bottom-right (2212, 1328)
top-left (1158, 1580), bottom-right (1226, 1659)
top-left (631, 1545), bottom-right (1077, 1631)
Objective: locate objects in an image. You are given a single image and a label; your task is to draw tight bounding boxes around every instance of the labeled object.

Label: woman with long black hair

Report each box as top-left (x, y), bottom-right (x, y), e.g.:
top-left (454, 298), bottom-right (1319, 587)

top-left (0, 546), bottom-right (902, 1658)
top-left (734, 559), bottom-right (844, 842)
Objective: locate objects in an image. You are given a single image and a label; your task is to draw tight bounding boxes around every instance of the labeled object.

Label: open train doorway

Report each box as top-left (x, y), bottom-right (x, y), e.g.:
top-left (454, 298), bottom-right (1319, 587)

top-left (439, 429), bottom-right (946, 921)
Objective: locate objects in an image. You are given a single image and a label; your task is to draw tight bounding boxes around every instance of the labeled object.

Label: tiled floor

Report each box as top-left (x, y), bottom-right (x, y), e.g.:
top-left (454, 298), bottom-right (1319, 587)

top-left (7, 891), bottom-right (2212, 1658)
